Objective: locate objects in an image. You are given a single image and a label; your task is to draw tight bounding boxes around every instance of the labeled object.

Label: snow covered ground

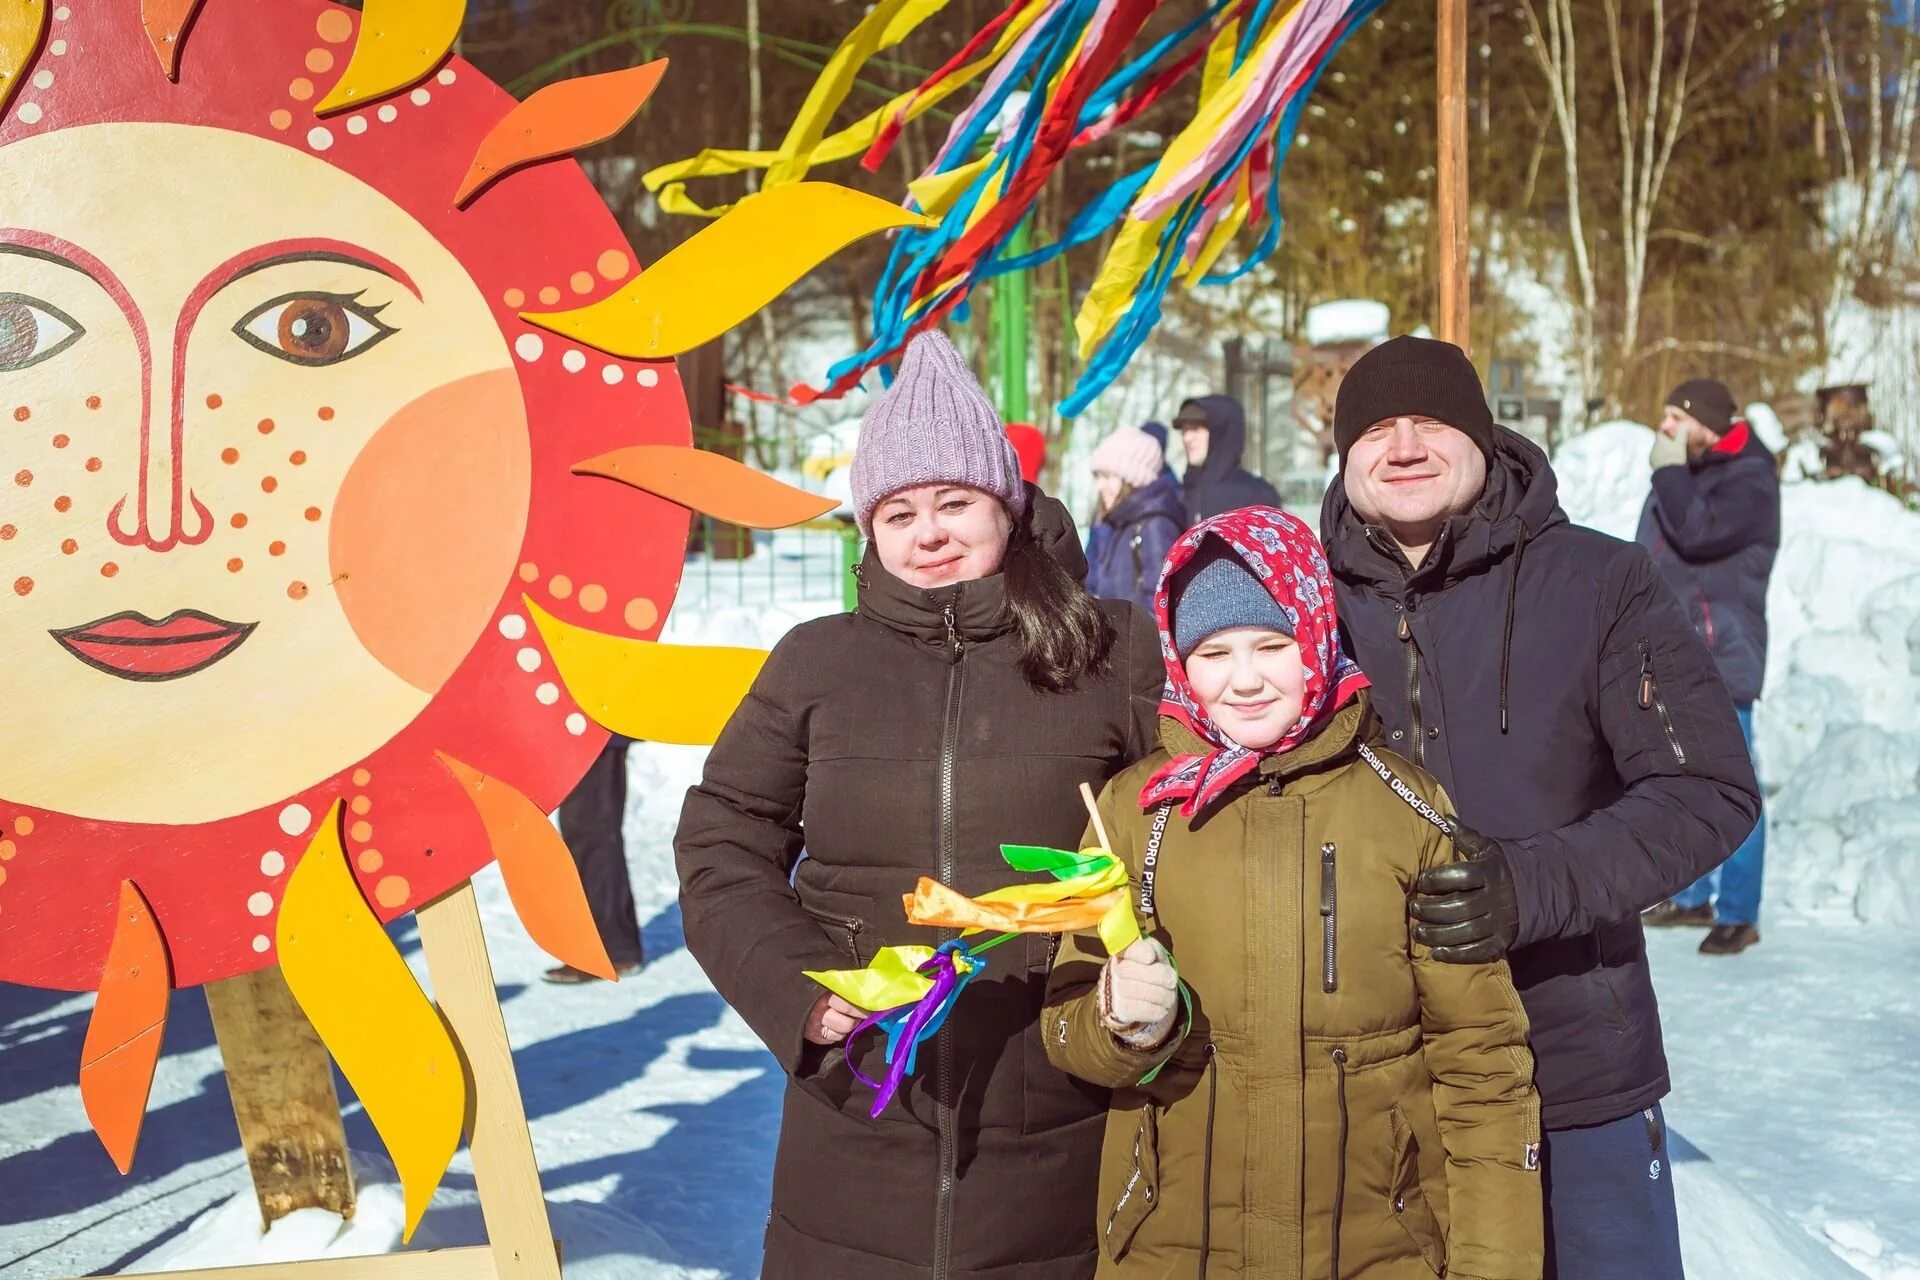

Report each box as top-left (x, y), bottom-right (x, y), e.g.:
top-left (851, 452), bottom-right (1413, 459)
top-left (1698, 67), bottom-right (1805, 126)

top-left (4, 428), bottom-right (1919, 1277)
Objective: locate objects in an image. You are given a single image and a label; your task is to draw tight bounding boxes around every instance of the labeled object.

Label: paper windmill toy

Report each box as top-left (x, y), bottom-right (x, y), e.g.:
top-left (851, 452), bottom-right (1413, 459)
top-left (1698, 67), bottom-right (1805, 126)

top-left (807, 787), bottom-right (1190, 1116)
top-left (0, 0), bottom-right (923, 1241)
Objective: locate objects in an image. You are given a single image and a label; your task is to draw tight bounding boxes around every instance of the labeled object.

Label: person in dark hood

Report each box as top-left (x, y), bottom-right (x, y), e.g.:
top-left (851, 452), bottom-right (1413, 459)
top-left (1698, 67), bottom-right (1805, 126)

top-left (1173, 394), bottom-right (1280, 525)
top-left (1637, 380), bottom-right (1780, 955)
top-left (676, 330), bottom-right (1162, 1280)
top-left (1319, 335), bottom-right (1761, 1280)
top-left (1083, 423), bottom-right (1183, 615)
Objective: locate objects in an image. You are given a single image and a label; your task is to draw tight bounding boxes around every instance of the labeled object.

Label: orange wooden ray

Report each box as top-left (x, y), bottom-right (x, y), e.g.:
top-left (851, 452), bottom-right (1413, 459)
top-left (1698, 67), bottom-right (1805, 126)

top-left (0, 0), bottom-right (49, 118)
top-left (79, 880), bottom-right (172, 1175)
top-left (574, 444), bottom-right (838, 530)
top-left (140, 0), bottom-right (205, 80)
top-left (437, 752), bottom-right (616, 981)
top-left (456, 59), bottom-right (669, 206)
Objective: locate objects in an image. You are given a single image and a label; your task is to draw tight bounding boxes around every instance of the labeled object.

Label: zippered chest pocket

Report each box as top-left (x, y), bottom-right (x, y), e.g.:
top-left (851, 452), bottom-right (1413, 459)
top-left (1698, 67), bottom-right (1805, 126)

top-left (1635, 639), bottom-right (1689, 766)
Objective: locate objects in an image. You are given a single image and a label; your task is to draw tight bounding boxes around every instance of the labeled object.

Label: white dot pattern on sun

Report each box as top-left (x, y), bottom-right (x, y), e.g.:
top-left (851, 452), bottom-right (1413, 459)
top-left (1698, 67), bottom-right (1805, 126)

top-left (260, 850), bottom-right (286, 876)
top-left (514, 333), bottom-right (544, 363)
top-left (498, 614), bottom-right (527, 641)
top-left (246, 891), bottom-right (273, 917)
top-left (278, 804), bottom-right (312, 837)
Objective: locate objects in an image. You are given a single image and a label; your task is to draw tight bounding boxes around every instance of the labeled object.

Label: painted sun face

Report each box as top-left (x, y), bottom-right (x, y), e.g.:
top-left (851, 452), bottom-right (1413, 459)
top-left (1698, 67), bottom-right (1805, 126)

top-left (0, 123), bottom-right (529, 823)
top-left (0, 0), bottom-right (698, 992)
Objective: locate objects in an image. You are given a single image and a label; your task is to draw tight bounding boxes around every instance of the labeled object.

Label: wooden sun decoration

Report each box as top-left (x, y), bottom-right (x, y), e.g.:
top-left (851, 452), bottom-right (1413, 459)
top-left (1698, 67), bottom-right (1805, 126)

top-left (0, 0), bottom-right (923, 1263)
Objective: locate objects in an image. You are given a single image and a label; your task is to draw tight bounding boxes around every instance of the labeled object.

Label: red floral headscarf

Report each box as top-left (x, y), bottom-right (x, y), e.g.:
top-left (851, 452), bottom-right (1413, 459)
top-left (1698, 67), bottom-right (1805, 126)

top-left (1140, 507), bottom-right (1370, 817)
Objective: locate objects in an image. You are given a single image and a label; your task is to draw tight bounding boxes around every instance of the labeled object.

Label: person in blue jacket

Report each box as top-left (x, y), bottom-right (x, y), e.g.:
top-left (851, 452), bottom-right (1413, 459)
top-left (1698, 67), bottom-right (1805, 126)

top-left (1084, 423), bottom-right (1183, 615)
top-left (1637, 379), bottom-right (1781, 955)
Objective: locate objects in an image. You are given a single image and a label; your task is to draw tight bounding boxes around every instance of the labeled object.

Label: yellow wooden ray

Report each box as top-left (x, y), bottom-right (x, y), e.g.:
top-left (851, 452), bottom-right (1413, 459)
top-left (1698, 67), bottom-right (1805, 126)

top-left (316, 0), bottom-right (465, 115)
top-left (277, 803), bottom-right (464, 1239)
top-left (0, 0), bottom-right (48, 119)
top-left (526, 599), bottom-right (767, 745)
top-left (523, 182), bottom-right (935, 360)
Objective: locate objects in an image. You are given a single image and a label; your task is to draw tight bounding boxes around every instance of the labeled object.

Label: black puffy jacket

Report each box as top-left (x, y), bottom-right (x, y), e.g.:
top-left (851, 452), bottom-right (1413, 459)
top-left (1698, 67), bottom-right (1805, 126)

top-left (1321, 427), bottom-right (1761, 1130)
top-left (675, 492), bottom-right (1162, 1279)
top-left (1635, 426), bottom-right (1781, 704)
top-left (1178, 394), bottom-right (1282, 525)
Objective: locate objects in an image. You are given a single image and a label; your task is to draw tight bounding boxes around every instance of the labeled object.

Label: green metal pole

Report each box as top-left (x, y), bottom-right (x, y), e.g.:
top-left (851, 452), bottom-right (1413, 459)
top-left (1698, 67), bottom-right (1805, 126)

top-left (995, 218), bottom-right (1033, 423)
top-left (840, 522), bottom-right (861, 613)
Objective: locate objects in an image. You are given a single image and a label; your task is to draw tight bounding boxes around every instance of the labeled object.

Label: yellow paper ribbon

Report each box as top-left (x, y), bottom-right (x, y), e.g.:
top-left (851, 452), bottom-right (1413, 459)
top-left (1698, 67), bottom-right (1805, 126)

top-left (805, 944), bottom-right (938, 1011)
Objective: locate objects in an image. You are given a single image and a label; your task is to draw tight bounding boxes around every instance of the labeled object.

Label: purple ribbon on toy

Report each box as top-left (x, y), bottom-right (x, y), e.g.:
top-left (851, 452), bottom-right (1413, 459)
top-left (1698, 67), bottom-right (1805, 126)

top-left (842, 939), bottom-right (992, 1119)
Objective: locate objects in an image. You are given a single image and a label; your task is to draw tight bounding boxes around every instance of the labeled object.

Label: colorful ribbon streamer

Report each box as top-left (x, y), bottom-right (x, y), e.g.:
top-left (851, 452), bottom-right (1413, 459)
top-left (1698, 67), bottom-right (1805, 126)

top-left (645, 0), bottom-right (1378, 414)
top-left (803, 840), bottom-right (1187, 1115)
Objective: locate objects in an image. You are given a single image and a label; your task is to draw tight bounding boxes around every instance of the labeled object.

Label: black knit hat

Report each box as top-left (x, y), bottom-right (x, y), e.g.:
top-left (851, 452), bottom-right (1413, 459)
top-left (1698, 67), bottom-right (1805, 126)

top-left (1665, 379), bottom-right (1736, 436)
top-left (1332, 335), bottom-right (1495, 468)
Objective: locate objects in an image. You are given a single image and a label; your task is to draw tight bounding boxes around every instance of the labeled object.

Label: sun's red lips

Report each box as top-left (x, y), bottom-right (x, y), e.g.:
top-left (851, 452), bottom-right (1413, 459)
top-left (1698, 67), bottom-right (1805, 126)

top-left (51, 610), bottom-right (257, 681)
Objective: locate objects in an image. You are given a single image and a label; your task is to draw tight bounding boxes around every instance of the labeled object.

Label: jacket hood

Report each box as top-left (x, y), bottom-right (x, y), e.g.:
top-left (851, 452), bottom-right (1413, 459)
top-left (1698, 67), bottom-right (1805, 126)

top-left (1178, 395), bottom-right (1248, 482)
top-left (1104, 472), bottom-right (1186, 532)
top-left (857, 485), bottom-right (1083, 644)
top-left (1320, 424), bottom-right (1567, 590)
top-left (1140, 507), bottom-right (1369, 816)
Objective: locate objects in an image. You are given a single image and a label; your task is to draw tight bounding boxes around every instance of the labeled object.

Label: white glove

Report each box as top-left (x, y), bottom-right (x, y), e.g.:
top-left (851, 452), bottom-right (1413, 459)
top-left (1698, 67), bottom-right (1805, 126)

top-left (1099, 939), bottom-right (1180, 1049)
top-left (1650, 427), bottom-right (1689, 471)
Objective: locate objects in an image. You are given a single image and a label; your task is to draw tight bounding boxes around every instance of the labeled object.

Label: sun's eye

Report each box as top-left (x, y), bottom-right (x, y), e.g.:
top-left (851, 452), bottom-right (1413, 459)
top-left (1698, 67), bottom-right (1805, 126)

top-left (234, 292), bottom-right (396, 367)
top-left (0, 293), bottom-right (84, 372)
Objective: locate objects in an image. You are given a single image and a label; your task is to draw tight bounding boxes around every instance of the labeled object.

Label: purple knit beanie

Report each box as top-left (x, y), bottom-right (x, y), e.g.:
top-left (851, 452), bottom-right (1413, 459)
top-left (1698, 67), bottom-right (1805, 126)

top-left (850, 330), bottom-right (1028, 536)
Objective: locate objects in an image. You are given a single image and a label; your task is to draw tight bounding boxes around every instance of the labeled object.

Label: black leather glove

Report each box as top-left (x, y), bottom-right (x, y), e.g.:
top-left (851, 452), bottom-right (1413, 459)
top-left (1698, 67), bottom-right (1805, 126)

top-left (1409, 824), bottom-right (1520, 964)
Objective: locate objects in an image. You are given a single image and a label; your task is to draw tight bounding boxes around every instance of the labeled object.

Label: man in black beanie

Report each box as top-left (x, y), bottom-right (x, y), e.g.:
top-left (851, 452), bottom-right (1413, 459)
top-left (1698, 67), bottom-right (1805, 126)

top-left (1320, 335), bottom-right (1761, 1280)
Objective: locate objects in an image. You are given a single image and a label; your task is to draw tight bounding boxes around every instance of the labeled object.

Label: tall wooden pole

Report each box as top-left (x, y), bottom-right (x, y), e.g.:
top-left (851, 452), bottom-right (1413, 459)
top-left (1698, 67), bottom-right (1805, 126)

top-left (1436, 0), bottom-right (1470, 352)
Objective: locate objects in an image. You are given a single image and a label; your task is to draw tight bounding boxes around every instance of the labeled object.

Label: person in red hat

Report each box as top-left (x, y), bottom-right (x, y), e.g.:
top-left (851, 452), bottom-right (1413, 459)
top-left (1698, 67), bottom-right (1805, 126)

top-left (1006, 421), bottom-right (1047, 486)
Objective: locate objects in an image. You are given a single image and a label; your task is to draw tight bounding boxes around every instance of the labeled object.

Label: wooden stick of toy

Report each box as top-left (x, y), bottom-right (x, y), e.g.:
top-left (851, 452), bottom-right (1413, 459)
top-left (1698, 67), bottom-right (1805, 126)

top-left (1078, 783), bottom-right (1113, 854)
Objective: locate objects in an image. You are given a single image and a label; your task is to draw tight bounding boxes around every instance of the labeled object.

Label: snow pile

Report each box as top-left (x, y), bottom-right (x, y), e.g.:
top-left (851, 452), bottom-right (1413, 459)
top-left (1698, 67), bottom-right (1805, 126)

top-left (1553, 421), bottom-right (1920, 926)
top-left (124, 1153), bottom-right (718, 1278)
top-left (1304, 298), bottom-right (1388, 346)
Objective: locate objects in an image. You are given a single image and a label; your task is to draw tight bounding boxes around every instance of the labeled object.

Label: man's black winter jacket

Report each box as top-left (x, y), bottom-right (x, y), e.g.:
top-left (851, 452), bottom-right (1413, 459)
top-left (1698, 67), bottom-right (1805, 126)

top-left (1322, 427), bottom-right (1762, 1130)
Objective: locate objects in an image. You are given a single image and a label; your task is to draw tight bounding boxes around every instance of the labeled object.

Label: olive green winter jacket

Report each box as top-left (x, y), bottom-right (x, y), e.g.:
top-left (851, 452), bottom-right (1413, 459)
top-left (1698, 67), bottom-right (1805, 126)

top-left (1044, 695), bottom-right (1543, 1280)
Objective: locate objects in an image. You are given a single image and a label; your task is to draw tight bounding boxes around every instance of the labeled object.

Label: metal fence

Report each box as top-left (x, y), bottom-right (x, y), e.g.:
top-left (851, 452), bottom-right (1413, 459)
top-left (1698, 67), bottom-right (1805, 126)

top-left (684, 517), bottom-right (861, 613)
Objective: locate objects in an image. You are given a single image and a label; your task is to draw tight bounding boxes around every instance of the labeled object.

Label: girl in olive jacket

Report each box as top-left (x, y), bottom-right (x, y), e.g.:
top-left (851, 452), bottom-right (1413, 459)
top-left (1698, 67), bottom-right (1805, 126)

top-left (1046, 508), bottom-right (1543, 1280)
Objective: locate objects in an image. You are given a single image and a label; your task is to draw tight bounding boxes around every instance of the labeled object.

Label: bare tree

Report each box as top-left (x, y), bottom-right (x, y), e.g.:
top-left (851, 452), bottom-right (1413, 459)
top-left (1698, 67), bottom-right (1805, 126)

top-left (1518, 0), bottom-right (1601, 407)
top-left (1818, 1), bottom-right (1920, 366)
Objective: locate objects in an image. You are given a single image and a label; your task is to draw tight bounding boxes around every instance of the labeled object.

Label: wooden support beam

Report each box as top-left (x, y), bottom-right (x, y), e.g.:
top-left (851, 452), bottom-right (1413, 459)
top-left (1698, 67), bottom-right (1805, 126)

top-left (108, 1245), bottom-right (502, 1279)
top-left (416, 882), bottom-right (563, 1280)
top-left (205, 965), bottom-right (355, 1229)
top-left (1436, 0), bottom-right (1470, 352)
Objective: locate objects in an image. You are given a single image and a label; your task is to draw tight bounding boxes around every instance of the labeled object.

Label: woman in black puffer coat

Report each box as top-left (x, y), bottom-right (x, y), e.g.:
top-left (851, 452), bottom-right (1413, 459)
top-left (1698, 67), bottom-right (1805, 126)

top-left (675, 331), bottom-right (1160, 1280)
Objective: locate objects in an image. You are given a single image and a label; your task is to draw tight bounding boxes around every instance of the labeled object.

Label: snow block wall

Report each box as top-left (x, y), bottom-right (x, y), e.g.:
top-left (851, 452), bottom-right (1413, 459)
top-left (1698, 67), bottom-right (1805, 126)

top-left (1555, 421), bottom-right (1920, 928)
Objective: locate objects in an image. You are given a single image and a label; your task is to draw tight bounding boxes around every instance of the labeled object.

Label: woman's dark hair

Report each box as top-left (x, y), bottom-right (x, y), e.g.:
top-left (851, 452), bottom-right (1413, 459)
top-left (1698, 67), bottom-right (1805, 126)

top-left (1003, 517), bottom-right (1116, 694)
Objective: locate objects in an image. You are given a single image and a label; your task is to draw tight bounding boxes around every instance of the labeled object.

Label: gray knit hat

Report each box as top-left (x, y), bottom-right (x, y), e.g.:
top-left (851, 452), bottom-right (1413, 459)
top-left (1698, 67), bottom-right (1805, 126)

top-left (850, 330), bottom-right (1028, 536)
top-left (1171, 544), bottom-right (1292, 659)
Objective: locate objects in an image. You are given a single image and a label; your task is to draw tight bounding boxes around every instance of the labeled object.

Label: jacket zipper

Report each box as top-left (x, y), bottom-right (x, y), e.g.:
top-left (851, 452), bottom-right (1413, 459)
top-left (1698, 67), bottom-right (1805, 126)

top-left (933, 601), bottom-right (965, 1280)
top-left (1330, 1046), bottom-right (1349, 1280)
top-left (1636, 639), bottom-right (1688, 765)
top-left (1399, 611), bottom-right (1425, 766)
top-left (1319, 843), bottom-right (1338, 994)
top-left (801, 905), bottom-right (865, 960)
